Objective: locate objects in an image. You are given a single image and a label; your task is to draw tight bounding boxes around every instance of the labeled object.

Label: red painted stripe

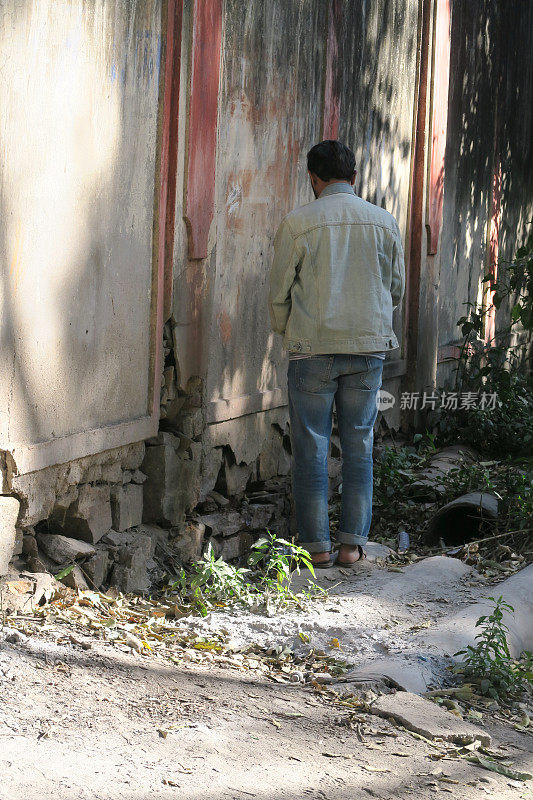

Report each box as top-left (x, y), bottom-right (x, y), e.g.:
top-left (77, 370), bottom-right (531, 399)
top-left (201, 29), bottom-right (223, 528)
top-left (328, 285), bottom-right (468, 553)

top-left (323, 0), bottom-right (342, 140)
top-left (427, 0), bottom-right (451, 255)
top-left (404, 0), bottom-right (432, 383)
top-left (185, 0), bottom-right (223, 260)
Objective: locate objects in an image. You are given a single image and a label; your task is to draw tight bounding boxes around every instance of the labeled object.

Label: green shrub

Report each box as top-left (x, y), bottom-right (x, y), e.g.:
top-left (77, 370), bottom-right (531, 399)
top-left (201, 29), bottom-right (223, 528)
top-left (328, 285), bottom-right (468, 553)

top-left (454, 596), bottom-right (533, 703)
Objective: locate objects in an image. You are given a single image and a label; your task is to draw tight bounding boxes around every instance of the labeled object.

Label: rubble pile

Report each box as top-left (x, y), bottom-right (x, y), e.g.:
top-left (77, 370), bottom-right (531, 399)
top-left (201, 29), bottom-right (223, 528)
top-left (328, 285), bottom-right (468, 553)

top-left (4, 473), bottom-right (294, 604)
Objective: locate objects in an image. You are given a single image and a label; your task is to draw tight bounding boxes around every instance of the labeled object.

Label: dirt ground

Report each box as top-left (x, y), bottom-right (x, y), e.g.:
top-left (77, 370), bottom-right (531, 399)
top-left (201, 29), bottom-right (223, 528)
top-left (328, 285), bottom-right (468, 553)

top-left (1, 553), bottom-right (532, 800)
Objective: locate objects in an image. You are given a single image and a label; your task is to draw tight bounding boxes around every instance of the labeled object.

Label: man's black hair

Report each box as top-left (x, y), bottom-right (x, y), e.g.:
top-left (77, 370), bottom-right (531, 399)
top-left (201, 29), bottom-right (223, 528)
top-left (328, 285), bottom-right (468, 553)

top-left (307, 140), bottom-right (356, 182)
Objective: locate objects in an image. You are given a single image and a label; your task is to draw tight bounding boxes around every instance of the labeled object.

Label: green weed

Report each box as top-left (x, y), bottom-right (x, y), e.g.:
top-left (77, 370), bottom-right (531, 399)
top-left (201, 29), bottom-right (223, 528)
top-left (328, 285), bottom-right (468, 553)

top-left (453, 596), bottom-right (533, 703)
top-left (168, 532), bottom-right (324, 615)
top-left (248, 530), bottom-right (318, 609)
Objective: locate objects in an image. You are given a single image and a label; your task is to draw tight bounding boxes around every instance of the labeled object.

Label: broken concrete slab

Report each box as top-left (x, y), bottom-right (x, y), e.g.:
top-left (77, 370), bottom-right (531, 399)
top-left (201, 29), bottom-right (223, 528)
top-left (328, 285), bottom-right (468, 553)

top-left (278, 449), bottom-right (291, 477)
top-left (370, 691), bottom-right (491, 746)
top-left (100, 462), bottom-right (123, 483)
top-left (60, 484), bottom-right (113, 544)
top-left (197, 511), bottom-right (245, 538)
top-left (102, 529), bottom-right (126, 547)
top-left (208, 532), bottom-right (254, 561)
top-left (26, 554), bottom-right (54, 574)
top-left (380, 556), bottom-right (472, 601)
top-left (170, 521), bottom-right (205, 564)
top-left (334, 564), bottom-right (533, 701)
top-left (142, 435), bottom-right (201, 526)
top-left (22, 531), bottom-right (39, 559)
top-left (119, 442), bottom-right (145, 471)
top-left (135, 524), bottom-right (169, 556)
top-left (13, 527), bottom-right (23, 556)
top-left (343, 657), bottom-right (435, 695)
top-left (109, 532), bottom-right (152, 593)
top-left (243, 504), bottom-right (277, 531)
top-left (221, 453), bottom-right (253, 496)
top-left (203, 407), bottom-right (289, 467)
top-left (110, 484), bottom-right (143, 531)
top-left (200, 446), bottom-right (224, 501)
top-left (178, 408), bottom-right (204, 440)
top-left (37, 534), bottom-right (96, 564)
top-left (208, 490), bottom-right (229, 507)
top-left (84, 549), bottom-right (110, 588)
top-left (7, 445), bottom-right (144, 530)
top-left (258, 427), bottom-right (285, 482)
top-left (10, 469), bottom-right (57, 527)
top-left (0, 497), bottom-right (21, 574)
top-left (103, 528), bottom-right (158, 558)
top-left (49, 488), bottom-right (79, 530)
top-left (364, 542), bottom-right (393, 562)
top-left (61, 564), bottom-right (89, 591)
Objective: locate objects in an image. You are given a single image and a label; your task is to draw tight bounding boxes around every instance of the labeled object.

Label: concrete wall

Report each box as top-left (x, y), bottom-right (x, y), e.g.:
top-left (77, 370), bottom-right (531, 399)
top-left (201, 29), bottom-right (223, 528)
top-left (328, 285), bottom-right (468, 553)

top-left (2, 0), bottom-right (532, 577)
top-left (437, 0), bottom-right (533, 388)
top-left (161, 0), bottom-right (420, 516)
top-left (0, 0), bottom-right (163, 474)
top-left (210, 0), bottom-right (327, 411)
top-left (0, 1), bottom-right (164, 576)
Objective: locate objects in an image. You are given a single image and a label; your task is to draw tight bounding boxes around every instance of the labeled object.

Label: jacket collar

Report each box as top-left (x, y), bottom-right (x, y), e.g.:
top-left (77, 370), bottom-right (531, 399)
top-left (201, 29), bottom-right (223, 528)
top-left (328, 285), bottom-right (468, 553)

top-left (319, 182), bottom-right (355, 198)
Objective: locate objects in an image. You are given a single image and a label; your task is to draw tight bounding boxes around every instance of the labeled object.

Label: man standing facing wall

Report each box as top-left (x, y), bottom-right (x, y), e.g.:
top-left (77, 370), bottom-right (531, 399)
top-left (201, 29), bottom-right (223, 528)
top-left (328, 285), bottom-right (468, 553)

top-left (268, 140), bottom-right (405, 567)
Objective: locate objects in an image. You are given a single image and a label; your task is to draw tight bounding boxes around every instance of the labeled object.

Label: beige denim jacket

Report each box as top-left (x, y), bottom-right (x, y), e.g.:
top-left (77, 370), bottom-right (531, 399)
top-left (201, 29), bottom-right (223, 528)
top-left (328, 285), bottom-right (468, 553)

top-left (268, 182), bottom-right (405, 355)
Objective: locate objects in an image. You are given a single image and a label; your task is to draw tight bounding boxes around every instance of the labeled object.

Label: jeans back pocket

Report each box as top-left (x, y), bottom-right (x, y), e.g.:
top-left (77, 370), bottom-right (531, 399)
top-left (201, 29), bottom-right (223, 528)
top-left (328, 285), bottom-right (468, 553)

top-left (359, 356), bottom-right (384, 390)
top-left (295, 355), bottom-right (334, 392)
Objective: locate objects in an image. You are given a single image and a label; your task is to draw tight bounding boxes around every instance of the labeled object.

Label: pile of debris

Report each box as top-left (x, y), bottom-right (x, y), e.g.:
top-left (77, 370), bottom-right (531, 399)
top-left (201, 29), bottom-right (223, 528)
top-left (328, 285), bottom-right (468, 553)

top-left (194, 477), bottom-right (292, 561)
top-left (3, 477), bottom-right (292, 612)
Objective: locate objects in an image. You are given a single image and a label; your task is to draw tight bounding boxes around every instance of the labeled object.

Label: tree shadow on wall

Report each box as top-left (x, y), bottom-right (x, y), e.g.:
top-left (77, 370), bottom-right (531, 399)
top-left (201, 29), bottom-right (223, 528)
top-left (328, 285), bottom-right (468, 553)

top-left (439, 0), bottom-right (533, 369)
top-left (0, 2), bottom-right (162, 465)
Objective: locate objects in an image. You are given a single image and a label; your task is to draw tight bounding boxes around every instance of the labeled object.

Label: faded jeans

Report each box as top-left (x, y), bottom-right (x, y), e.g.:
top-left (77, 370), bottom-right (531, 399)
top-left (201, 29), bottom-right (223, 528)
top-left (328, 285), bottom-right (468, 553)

top-left (287, 354), bottom-right (383, 553)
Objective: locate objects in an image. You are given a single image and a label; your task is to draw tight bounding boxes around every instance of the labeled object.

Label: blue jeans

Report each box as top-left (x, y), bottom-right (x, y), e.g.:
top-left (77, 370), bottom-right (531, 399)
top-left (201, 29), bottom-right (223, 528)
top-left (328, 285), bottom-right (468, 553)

top-left (287, 354), bottom-right (383, 553)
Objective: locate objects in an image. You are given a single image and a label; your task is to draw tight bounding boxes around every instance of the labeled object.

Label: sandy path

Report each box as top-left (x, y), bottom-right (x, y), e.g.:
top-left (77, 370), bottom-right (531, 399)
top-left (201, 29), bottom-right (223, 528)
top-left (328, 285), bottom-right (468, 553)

top-left (0, 555), bottom-right (531, 800)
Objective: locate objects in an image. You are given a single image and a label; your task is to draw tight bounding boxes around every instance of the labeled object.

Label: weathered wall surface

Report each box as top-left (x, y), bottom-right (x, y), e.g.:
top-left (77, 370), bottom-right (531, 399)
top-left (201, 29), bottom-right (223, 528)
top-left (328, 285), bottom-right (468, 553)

top-left (3, 0), bottom-right (532, 581)
top-left (210, 0), bottom-right (327, 411)
top-left (336, 0), bottom-right (419, 421)
top-left (437, 0), bottom-right (499, 377)
top-left (337, 0), bottom-right (417, 241)
top-left (161, 0), bottom-right (420, 515)
top-left (0, 0), bottom-right (162, 471)
top-left (0, 1), bottom-right (164, 581)
top-left (210, 0), bottom-right (417, 413)
top-left (437, 0), bottom-right (533, 386)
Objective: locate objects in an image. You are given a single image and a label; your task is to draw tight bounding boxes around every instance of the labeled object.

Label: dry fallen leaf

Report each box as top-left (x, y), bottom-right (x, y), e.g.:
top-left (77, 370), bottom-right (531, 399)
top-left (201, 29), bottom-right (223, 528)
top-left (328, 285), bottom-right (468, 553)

top-left (465, 755), bottom-right (532, 781)
top-left (6, 580), bottom-right (33, 595)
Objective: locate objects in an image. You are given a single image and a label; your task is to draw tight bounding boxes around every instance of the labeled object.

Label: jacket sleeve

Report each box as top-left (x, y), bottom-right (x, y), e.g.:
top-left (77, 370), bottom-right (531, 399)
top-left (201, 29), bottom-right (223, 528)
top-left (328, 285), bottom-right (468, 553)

top-left (268, 218), bottom-right (301, 335)
top-left (391, 224), bottom-right (406, 310)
